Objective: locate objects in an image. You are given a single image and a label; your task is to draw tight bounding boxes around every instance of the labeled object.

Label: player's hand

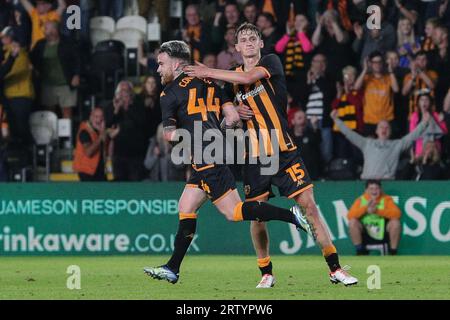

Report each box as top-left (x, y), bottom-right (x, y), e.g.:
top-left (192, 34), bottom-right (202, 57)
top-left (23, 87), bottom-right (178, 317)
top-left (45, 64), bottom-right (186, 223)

top-left (236, 102), bottom-right (254, 120)
top-left (184, 61), bottom-right (210, 78)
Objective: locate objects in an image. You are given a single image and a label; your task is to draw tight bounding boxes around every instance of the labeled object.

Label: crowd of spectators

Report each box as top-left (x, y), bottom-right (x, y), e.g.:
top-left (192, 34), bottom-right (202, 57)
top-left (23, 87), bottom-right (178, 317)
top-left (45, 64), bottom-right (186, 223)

top-left (1, 0), bottom-right (450, 182)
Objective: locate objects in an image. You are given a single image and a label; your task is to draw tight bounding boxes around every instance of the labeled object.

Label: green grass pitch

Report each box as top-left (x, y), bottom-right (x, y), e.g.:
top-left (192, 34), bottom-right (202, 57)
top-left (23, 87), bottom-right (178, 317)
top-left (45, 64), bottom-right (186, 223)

top-left (0, 255), bottom-right (449, 300)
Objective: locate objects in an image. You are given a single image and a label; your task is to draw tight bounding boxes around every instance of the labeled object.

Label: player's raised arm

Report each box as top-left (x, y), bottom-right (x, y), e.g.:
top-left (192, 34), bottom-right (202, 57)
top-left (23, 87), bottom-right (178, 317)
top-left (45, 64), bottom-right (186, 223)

top-left (184, 62), bottom-right (267, 85)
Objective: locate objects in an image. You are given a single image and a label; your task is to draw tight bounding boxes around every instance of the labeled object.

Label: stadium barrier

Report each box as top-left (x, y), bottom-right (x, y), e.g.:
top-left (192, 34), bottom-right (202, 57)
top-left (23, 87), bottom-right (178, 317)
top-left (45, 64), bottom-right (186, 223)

top-left (0, 182), bottom-right (448, 255)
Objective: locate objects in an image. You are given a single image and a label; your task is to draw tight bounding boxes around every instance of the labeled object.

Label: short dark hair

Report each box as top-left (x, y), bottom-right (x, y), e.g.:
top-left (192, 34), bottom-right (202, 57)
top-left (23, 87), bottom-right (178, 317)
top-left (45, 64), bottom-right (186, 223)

top-left (365, 180), bottom-right (381, 189)
top-left (244, 0), bottom-right (257, 9)
top-left (259, 12), bottom-right (275, 26)
top-left (414, 50), bottom-right (427, 59)
top-left (159, 40), bottom-right (191, 63)
top-left (368, 50), bottom-right (383, 60)
top-left (235, 22), bottom-right (262, 43)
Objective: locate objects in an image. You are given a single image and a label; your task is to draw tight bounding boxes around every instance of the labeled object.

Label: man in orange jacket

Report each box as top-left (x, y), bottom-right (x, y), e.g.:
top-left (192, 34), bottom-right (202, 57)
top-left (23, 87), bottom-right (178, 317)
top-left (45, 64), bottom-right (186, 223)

top-left (348, 180), bottom-right (401, 255)
top-left (73, 107), bottom-right (119, 181)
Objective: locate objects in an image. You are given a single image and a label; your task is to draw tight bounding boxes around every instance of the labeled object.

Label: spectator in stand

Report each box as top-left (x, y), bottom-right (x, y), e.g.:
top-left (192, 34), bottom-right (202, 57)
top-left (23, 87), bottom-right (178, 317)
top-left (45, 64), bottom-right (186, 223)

top-left (290, 108), bottom-right (322, 180)
top-left (98, 0), bottom-right (123, 21)
top-left (139, 75), bottom-right (161, 139)
top-left (409, 92), bottom-right (448, 159)
top-left (0, 0), bottom-right (14, 30)
top-left (397, 16), bottom-right (420, 68)
top-left (137, 0), bottom-right (169, 33)
top-left (73, 107), bottom-right (119, 181)
top-left (144, 123), bottom-right (186, 182)
top-left (217, 26), bottom-right (243, 70)
top-left (0, 33), bottom-right (19, 105)
top-left (430, 25), bottom-right (450, 109)
top-left (331, 108), bottom-right (431, 180)
top-left (243, 1), bottom-right (258, 25)
top-left (319, 0), bottom-right (355, 32)
top-left (352, 3), bottom-right (396, 67)
top-left (302, 53), bottom-right (335, 165)
top-left (181, 4), bottom-right (211, 63)
top-left (1, 26), bottom-right (34, 147)
top-left (386, 50), bottom-right (409, 137)
top-left (0, 36), bottom-right (19, 148)
top-left (275, 13), bottom-right (313, 104)
top-left (421, 17), bottom-right (439, 53)
top-left (105, 81), bottom-right (150, 182)
top-left (30, 21), bottom-right (80, 119)
top-left (256, 12), bottom-right (280, 56)
top-left (211, 2), bottom-right (241, 53)
top-left (20, 0), bottom-right (66, 48)
top-left (254, 0), bottom-right (307, 32)
top-left (7, 5), bottom-right (32, 48)
top-left (354, 50), bottom-right (399, 137)
top-left (332, 65), bottom-right (364, 160)
top-left (312, 9), bottom-right (352, 77)
top-left (402, 51), bottom-right (438, 117)
top-left (202, 53), bottom-right (217, 69)
top-left (393, 0), bottom-right (419, 26)
top-left (138, 41), bottom-right (160, 76)
top-left (415, 140), bottom-right (446, 180)
top-left (347, 180), bottom-right (402, 256)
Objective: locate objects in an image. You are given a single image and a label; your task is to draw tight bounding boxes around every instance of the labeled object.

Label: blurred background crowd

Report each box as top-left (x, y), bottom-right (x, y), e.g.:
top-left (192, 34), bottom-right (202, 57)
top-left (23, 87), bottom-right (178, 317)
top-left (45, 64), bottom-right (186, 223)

top-left (0, 0), bottom-right (449, 183)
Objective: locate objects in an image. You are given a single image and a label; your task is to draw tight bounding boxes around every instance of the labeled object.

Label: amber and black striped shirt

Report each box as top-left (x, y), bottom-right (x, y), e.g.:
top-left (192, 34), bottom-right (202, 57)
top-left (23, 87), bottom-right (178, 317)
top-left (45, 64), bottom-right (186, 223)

top-left (225, 54), bottom-right (297, 158)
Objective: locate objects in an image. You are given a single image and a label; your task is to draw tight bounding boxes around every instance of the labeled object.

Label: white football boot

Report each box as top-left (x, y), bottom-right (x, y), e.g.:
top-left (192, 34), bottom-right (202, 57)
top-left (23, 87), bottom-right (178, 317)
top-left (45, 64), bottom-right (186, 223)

top-left (256, 274), bottom-right (276, 288)
top-left (329, 265), bottom-right (358, 286)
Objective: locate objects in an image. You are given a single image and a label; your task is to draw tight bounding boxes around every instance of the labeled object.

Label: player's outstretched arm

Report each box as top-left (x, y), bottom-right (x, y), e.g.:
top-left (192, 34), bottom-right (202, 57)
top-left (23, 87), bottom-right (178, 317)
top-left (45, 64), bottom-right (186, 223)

top-left (184, 62), bottom-right (267, 85)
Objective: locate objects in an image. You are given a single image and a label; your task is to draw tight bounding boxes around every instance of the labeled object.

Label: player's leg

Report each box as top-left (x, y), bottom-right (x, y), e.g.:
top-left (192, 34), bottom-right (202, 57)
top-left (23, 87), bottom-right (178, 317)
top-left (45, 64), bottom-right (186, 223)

top-left (214, 189), bottom-right (301, 226)
top-left (293, 189), bottom-right (358, 286)
top-left (208, 166), bottom-right (302, 226)
top-left (244, 166), bottom-right (275, 286)
top-left (386, 219), bottom-right (401, 255)
top-left (144, 185), bottom-right (207, 283)
top-left (248, 196), bottom-right (276, 288)
top-left (277, 151), bottom-right (357, 285)
top-left (251, 220), bottom-right (276, 288)
top-left (348, 218), bottom-right (368, 255)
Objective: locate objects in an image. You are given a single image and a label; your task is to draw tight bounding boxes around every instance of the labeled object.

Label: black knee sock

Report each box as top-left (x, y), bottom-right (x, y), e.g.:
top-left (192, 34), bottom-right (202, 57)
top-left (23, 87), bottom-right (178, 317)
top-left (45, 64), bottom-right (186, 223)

top-left (259, 262), bottom-right (273, 276)
top-left (241, 202), bottom-right (298, 226)
top-left (166, 219), bottom-right (197, 274)
top-left (325, 253), bottom-right (341, 272)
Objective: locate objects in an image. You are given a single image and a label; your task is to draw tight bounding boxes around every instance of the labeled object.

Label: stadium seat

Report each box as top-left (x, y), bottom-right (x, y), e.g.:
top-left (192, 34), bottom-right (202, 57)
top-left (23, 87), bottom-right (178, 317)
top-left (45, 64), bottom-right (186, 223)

top-left (90, 16), bottom-right (115, 35)
top-left (112, 28), bottom-right (144, 49)
top-left (90, 28), bottom-right (112, 49)
top-left (326, 158), bottom-right (356, 180)
top-left (147, 18), bottom-right (161, 42)
top-left (91, 40), bottom-right (126, 100)
top-left (116, 15), bottom-right (147, 36)
top-left (362, 220), bottom-right (390, 256)
top-left (112, 29), bottom-right (143, 78)
top-left (29, 111), bottom-right (59, 181)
